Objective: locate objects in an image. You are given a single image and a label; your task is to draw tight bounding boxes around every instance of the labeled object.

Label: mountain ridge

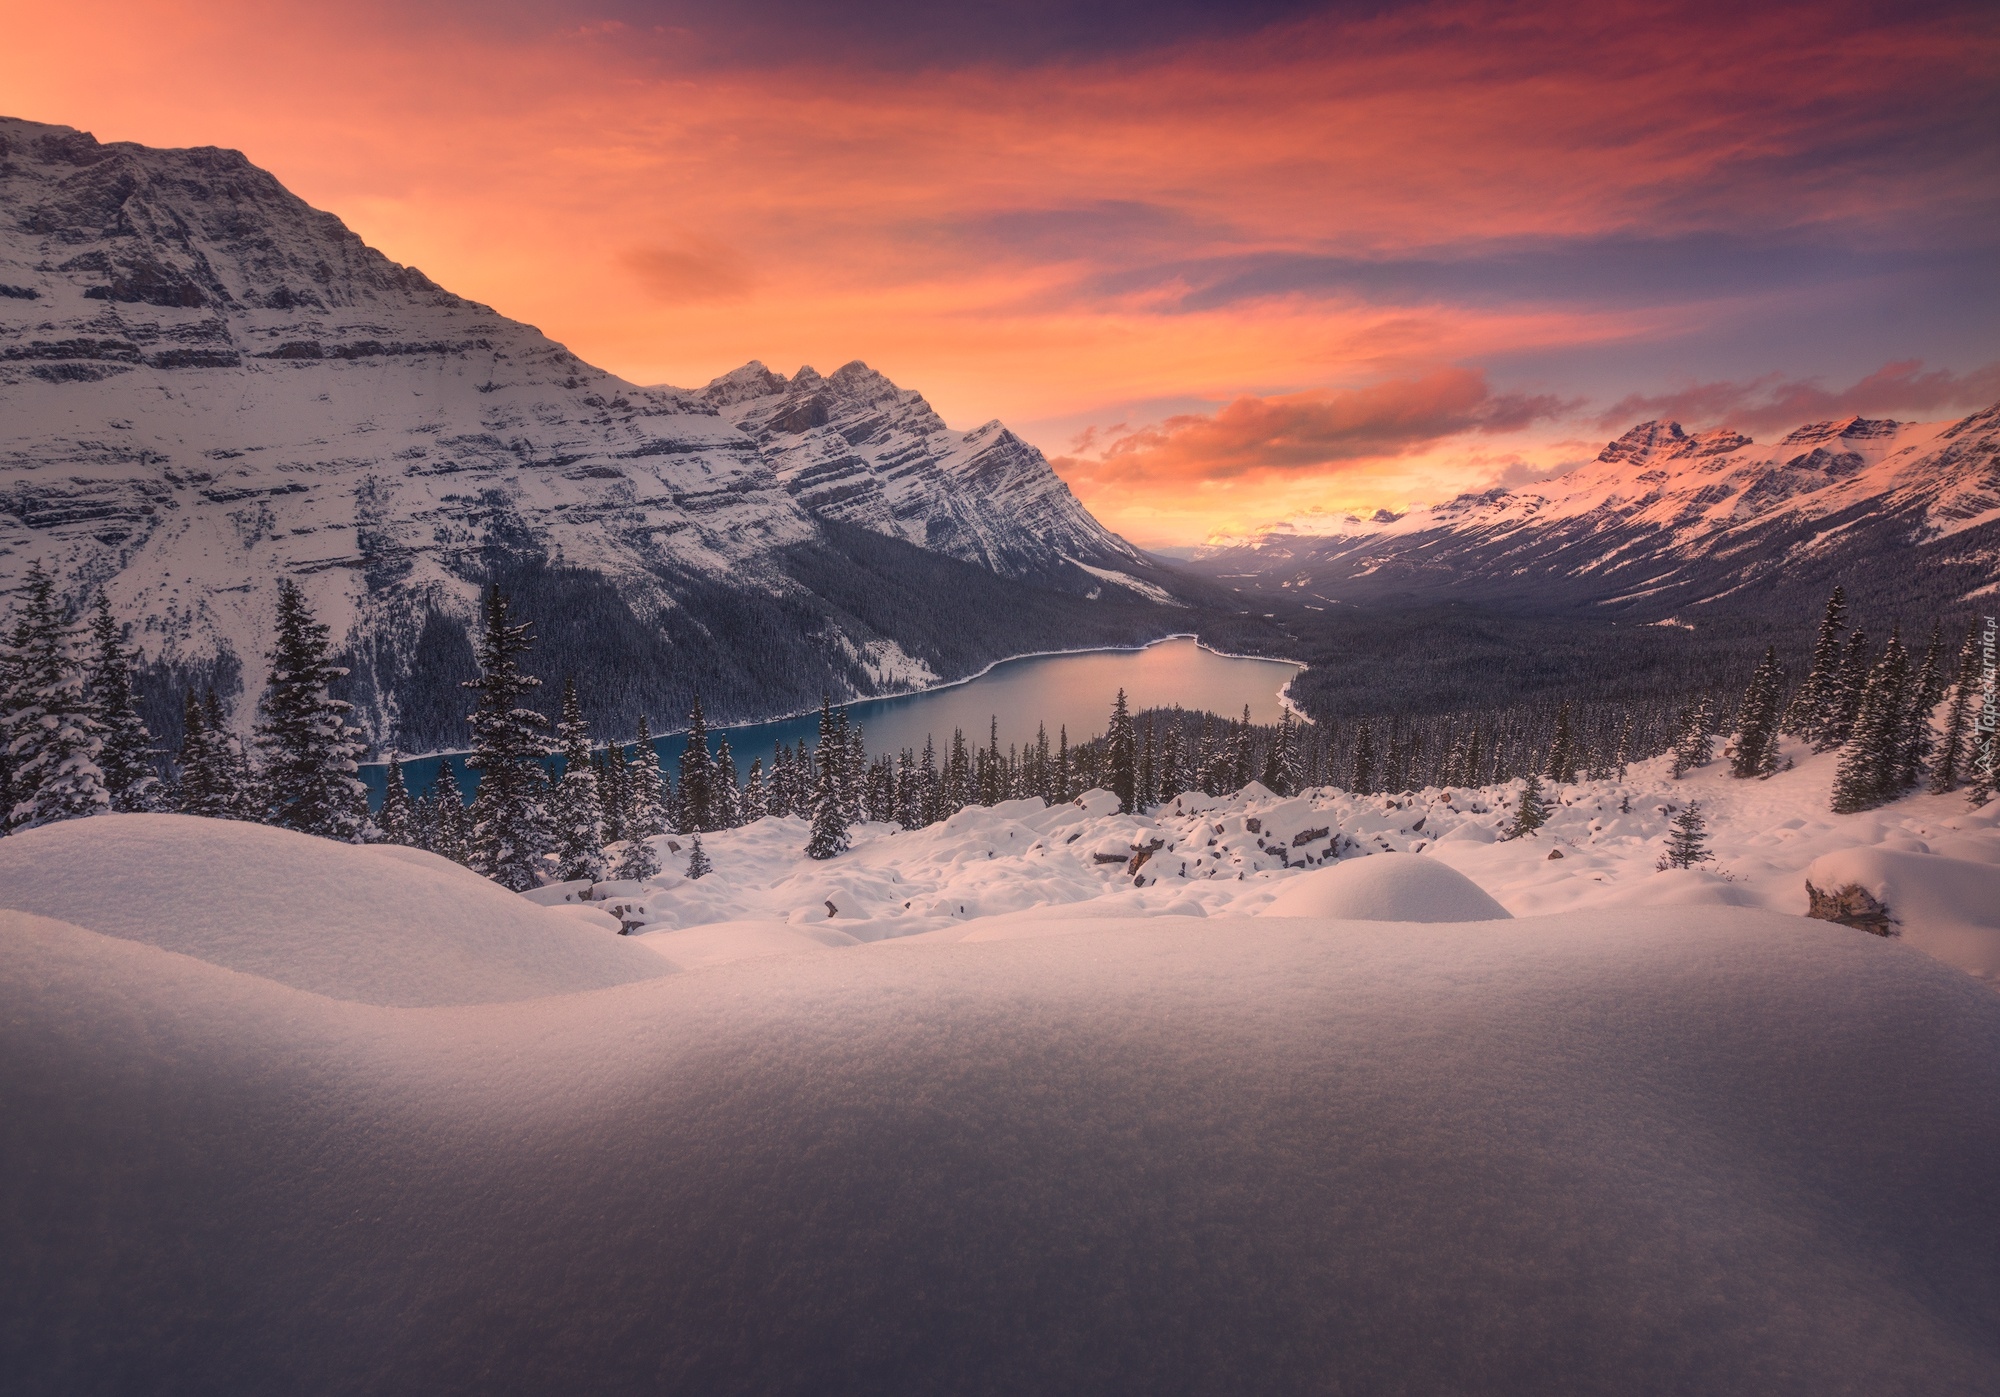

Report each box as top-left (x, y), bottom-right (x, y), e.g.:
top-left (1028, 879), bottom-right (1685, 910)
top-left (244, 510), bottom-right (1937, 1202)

top-left (0, 115), bottom-right (1240, 751)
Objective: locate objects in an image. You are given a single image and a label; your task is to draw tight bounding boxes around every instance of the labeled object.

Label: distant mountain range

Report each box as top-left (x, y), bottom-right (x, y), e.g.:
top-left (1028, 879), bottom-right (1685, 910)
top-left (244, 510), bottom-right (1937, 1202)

top-left (0, 116), bottom-right (1232, 750)
top-left (1187, 408), bottom-right (2000, 624)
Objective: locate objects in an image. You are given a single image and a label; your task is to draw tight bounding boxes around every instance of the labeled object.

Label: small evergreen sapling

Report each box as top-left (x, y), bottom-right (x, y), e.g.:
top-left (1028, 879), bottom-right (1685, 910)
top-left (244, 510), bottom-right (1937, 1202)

top-left (1508, 772), bottom-right (1549, 838)
top-left (683, 830), bottom-right (712, 879)
top-left (1657, 803), bottom-right (1714, 870)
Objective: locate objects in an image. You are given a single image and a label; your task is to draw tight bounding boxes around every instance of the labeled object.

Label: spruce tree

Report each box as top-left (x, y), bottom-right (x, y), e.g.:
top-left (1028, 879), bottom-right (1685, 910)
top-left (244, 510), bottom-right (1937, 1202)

top-left (805, 696), bottom-right (850, 859)
top-left (1507, 772), bottom-right (1549, 838)
top-left (1831, 629), bottom-right (1909, 814)
top-left (711, 733), bottom-right (741, 829)
top-left (423, 765), bottom-right (473, 865)
top-left (598, 740), bottom-right (629, 845)
top-left (1826, 629), bottom-right (1872, 750)
top-left (1051, 726), bottom-right (1069, 803)
top-left (1785, 587), bottom-right (1847, 742)
top-left (1728, 647), bottom-right (1785, 779)
top-left (678, 696), bottom-right (712, 833)
top-left (1545, 703), bottom-right (1575, 784)
top-left (844, 719), bottom-right (867, 822)
top-left (463, 584), bottom-right (553, 891)
top-left (253, 578), bottom-right (368, 840)
top-left (1671, 697), bottom-right (1714, 778)
top-left (918, 734), bottom-right (940, 825)
top-left (205, 689), bottom-right (256, 815)
top-left (626, 716), bottom-right (668, 841)
top-left (684, 830), bottom-right (713, 879)
top-left (1158, 726), bottom-right (1184, 802)
top-left (1107, 689), bottom-right (1137, 813)
top-left (1657, 803), bottom-right (1714, 869)
top-left (3, 562), bottom-right (109, 831)
top-left (84, 594), bottom-right (160, 811)
top-left (377, 755), bottom-right (419, 846)
top-left (1899, 621), bottom-right (1946, 790)
top-left (1351, 720), bottom-right (1376, 796)
top-left (551, 677), bottom-right (606, 883)
top-left (1929, 625), bottom-right (1978, 794)
top-left (174, 689), bottom-right (232, 818)
top-left (742, 756), bottom-right (766, 821)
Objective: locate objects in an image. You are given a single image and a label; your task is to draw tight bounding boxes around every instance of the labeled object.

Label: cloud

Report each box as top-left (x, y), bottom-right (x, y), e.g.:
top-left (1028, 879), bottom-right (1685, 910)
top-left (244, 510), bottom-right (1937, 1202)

top-left (1596, 359), bottom-right (2000, 434)
top-left (1059, 368), bottom-right (1570, 486)
top-left (619, 239), bottom-right (754, 305)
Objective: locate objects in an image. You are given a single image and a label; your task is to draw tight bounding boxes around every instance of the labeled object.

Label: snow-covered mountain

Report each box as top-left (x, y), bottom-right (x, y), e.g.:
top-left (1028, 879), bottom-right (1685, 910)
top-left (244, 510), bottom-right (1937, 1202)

top-left (1191, 408), bottom-right (2000, 621)
top-left (0, 116), bottom-right (1192, 747)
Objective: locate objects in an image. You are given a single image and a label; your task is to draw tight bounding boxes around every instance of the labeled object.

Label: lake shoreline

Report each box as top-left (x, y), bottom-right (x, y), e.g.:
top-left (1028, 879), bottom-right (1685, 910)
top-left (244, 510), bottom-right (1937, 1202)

top-left (370, 632), bottom-right (1307, 764)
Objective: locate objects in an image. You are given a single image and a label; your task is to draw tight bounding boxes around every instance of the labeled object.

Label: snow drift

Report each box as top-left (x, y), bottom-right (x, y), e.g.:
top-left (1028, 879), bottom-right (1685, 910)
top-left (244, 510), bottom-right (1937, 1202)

top-left (3, 899), bottom-right (1998, 1394)
top-left (1259, 851), bottom-right (1511, 921)
top-left (0, 814), bottom-right (668, 1005)
top-left (1803, 845), bottom-right (2000, 980)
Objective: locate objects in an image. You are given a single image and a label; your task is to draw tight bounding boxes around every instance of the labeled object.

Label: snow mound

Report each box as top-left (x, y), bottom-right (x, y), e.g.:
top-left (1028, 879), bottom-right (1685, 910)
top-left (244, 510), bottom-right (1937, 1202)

top-left (0, 814), bottom-right (669, 1006)
top-left (3, 906), bottom-right (1997, 1392)
top-left (1804, 846), bottom-right (2000, 980)
top-left (1260, 852), bottom-right (1511, 921)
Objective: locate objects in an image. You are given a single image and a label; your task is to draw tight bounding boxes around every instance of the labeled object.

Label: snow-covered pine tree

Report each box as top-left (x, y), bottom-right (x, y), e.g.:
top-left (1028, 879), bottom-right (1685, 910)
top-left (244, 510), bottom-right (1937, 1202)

top-left (377, 754), bottom-right (419, 846)
top-left (1784, 587), bottom-right (1847, 742)
top-left (1507, 771), bottom-right (1549, 838)
top-left (174, 689), bottom-right (234, 818)
top-left (253, 579), bottom-right (369, 841)
top-left (463, 585), bottom-right (553, 891)
top-left (805, 696), bottom-right (850, 859)
top-left (1107, 689), bottom-right (1137, 813)
top-left (741, 756), bottom-right (766, 821)
top-left (1231, 705), bottom-right (1254, 791)
top-left (1657, 802), bottom-right (1714, 870)
top-left (1612, 714), bottom-right (1632, 783)
top-left (1543, 702), bottom-right (1575, 784)
top-left (1670, 697), bottom-right (1714, 778)
top-left (684, 830), bottom-right (713, 879)
top-left (1898, 621), bottom-right (1946, 789)
top-left (1825, 629), bottom-right (1872, 750)
top-left (2, 562), bottom-right (108, 832)
top-left (613, 828), bottom-right (662, 882)
top-left (916, 734), bottom-right (939, 825)
top-left (1350, 720), bottom-right (1376, 796)
top-left (421, 764), bottom-right (473, 864)
top-left (1831, 629), bottom-right (1910, 814)
top-left (678, 696), bottom-right (713, 833)
top-left (1051, 725), bottom-right (1070, 803)
top-left (1138, 721), bottom-right (1158, 807)
top-left (1727, 647), bottom-right (1785, 779)
top-left (598, 741), bottom-right (629, 845)
top-left (844, 719), bottom-right (867, 822)
top-left (84, 594), bottom-right (160, 811)
top-left (205, 689), bottom-right (256, 815)
top-left (1929, 624), bottom-right (1978, 794)
top-left (551, 678), bottom-right (606, 883)
top-left (1158, 726), bottom-right (1184, 802)
top-left (711, 733), bottom-right (741, 829)
top-left (626, 716), bottom-right (668, 842)
top-left (946, 726), bottom-right (972, 811)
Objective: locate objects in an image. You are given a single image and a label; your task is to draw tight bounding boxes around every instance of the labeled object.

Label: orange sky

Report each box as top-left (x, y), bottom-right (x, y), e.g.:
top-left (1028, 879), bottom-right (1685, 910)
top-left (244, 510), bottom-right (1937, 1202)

top-left (4, 0), bottom-right (1996, 543)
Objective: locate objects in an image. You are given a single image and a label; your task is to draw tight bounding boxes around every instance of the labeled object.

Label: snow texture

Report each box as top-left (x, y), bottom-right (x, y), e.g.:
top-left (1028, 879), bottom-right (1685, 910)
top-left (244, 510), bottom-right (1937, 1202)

top-left (0, 813), bottom-right (667, 1005)
top-left (3, 899), bottom-right (1998, 1394)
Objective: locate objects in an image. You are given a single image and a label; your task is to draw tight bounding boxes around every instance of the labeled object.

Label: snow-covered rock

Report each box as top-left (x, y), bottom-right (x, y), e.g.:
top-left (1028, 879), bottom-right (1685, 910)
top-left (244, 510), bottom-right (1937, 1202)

top-left (1803, 846), bottom-right (2000, 980)
top-left (1260, 852), bottom-right (1510, 921)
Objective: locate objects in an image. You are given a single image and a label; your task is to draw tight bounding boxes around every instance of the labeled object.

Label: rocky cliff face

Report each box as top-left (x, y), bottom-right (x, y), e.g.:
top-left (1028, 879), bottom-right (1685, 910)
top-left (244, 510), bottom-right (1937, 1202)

top-left (0, 116), bottom-right (1199, 748)
top-left (1188, 405), bottom-right (2000, 623)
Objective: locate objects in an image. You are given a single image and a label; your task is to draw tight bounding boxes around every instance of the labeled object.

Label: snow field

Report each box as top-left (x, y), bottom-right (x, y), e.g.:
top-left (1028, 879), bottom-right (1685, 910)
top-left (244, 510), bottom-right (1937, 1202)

top-left (588, 738), bottom-right (2000, 981)
top-left (3, 900), bottom-right (1997, 1393)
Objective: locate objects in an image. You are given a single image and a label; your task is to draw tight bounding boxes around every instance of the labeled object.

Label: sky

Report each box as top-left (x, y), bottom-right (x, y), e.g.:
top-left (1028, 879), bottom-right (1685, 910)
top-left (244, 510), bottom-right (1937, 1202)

top-left (3, 0), bottom-right (1997, 545)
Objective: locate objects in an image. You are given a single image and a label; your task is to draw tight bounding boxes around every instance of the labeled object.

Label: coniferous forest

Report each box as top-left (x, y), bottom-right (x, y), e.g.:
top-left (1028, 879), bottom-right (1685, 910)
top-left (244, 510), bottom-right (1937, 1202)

top-left (4, 563), bottom-right (1991, 895)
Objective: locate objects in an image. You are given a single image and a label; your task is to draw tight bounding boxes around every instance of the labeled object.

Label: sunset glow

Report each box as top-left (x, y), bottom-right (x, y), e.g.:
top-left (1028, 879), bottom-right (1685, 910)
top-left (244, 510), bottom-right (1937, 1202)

top-left (7, 0), bottom-right (1995, 543)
